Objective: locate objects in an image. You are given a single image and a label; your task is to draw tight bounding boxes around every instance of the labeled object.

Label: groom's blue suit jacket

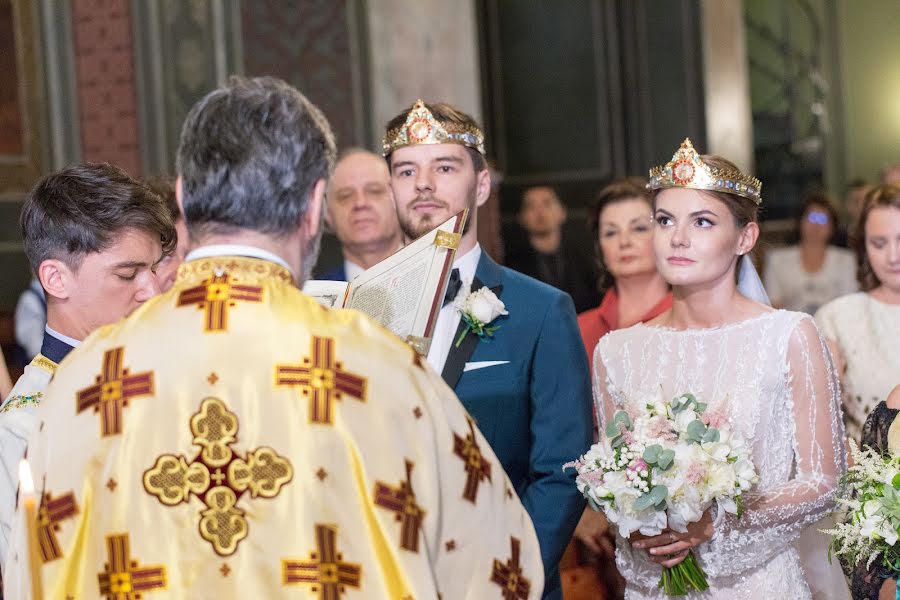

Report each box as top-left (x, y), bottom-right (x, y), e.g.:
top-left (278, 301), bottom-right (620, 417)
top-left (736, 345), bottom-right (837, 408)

top-left (442, 252), bottom-right (592, 600)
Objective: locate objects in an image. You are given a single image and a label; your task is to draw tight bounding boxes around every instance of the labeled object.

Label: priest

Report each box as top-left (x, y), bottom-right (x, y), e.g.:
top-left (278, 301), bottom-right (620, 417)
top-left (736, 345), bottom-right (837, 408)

top-left (3, 77), bottom-right (543, 599)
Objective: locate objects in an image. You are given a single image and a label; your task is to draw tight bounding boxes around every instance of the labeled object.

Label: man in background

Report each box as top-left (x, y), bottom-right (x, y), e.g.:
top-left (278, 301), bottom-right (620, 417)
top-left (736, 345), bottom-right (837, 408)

top-left (319, 148), bottom-right (403, 281)
top-left (0, 162), bottom-right (174, 567)
top-left (506, 185), bottom-right (600, 312)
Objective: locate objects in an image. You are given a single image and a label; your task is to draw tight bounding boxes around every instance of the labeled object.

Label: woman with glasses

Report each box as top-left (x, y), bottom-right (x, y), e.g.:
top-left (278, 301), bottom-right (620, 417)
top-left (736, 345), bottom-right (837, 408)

top-left (764, 194), bottom-right (857, 315)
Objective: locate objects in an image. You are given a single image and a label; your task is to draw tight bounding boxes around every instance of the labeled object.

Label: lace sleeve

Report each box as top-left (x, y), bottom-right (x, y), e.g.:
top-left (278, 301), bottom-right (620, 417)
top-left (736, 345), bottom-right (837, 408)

top-left (592, 339), bottom-right (619, 436)
top-left (702, 316), bottom-right (847, 578)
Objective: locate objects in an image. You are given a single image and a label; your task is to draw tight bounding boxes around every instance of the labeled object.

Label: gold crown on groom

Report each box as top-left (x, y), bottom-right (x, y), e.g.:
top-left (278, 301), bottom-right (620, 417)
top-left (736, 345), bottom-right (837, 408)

top-left (382, 99), bottom-right (486, 157)
top-left (648, 138), bottom-right (762, 205)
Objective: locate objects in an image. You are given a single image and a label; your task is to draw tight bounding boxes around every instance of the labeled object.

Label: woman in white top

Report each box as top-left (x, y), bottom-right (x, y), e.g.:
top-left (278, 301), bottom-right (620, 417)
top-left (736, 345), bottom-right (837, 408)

top-left (765, 195), bottom-right (857, 314)
top-left (594, 139), bottom-right (845, 599)
top-left (816, 185), bottom-right (900, 443)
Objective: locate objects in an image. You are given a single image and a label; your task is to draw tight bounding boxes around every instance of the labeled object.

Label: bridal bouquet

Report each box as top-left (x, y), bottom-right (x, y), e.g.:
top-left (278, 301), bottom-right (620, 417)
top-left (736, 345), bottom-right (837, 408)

top-left (564, 393), bottom-right (758, 596)
top-left (824, 439), bottom-right (900, 573)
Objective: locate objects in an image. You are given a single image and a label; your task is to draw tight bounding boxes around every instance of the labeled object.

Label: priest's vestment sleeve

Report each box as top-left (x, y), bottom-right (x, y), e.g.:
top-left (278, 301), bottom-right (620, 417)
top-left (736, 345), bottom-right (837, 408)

top-left (2, 256), bottom-right (543, 599)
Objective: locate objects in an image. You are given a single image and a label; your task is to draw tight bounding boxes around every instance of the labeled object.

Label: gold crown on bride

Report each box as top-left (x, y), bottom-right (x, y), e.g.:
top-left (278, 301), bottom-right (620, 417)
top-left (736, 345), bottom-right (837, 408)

top-left (382, 99), bottom-right (486, 156)
top-left (648, 138), bottom-right (762, 205)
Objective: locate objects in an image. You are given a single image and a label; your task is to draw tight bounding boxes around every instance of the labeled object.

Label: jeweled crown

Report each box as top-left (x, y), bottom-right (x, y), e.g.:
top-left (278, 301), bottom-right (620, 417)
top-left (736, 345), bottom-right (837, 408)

top-left (382, 99), bottom-right (485, 156)
top-left (648, 138), bottom-right (762, 205)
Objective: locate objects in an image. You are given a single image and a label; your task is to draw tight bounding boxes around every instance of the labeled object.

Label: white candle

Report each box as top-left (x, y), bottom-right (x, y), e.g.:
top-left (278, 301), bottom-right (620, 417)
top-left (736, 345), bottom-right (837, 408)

top-left (18, 459), bottom-right (44, 600)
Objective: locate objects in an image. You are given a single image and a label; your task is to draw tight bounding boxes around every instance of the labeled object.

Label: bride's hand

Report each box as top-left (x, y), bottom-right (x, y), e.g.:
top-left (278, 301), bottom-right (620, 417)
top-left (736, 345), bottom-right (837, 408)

top-left (630, 511), bottom-right (714, 568)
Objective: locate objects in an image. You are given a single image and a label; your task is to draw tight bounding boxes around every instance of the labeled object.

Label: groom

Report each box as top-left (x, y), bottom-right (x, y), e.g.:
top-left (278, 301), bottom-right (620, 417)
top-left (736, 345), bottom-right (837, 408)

top-left (383, 100), bottom-right (592, 599)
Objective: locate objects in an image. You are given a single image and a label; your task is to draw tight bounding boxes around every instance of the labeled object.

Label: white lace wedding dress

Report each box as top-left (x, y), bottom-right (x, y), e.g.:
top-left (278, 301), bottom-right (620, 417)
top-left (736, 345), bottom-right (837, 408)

top-left (594, 310), bottom-right (846, 599)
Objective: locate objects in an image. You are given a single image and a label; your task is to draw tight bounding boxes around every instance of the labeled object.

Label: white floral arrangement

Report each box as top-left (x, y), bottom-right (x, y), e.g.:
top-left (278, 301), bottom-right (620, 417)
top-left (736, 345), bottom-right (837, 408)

top-left (564, 392), bottom-right (758, 595)
top-left (823, 439), bottom-right (900, 572)
top-left (454, 286), bottom-right (508, 347)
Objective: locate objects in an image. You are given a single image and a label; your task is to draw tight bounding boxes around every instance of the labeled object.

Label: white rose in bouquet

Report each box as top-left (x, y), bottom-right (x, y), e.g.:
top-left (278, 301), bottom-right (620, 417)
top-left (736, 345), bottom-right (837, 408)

top-left (674, 408), bottom-right (698, 433)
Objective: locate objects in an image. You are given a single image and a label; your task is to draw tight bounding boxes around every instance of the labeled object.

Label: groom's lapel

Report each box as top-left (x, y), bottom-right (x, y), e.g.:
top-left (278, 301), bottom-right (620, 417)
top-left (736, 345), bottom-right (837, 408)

top-left (441, 253), bottom-right (504, 389)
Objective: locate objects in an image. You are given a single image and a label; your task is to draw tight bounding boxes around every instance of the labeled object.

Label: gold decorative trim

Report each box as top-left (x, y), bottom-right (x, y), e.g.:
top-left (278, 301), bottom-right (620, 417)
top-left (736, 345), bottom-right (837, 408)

top-left (175, 256), bottom-right (294, 288)
top-left (433, 231), bottom-right (461, 250)
top-left (31, 354), bottom-right (58, 375)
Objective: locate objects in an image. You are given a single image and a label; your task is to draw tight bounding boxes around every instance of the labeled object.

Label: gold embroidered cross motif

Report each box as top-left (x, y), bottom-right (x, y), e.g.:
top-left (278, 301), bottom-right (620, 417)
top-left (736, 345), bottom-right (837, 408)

top-left (143, 397), bottom-right (293, 556)
top-left (373, 460), bottom-right (425, 552)
top-left (490, 537), bottom-right (531, 600)
top-left (97, 533), bottom-right (167, 599)
top-left (177, 272), bottom-right (263, 332)
top-left (453, 417), bottom-right (492, 502)
top-left (282, 524), bottom-right (362, 598)
top-left (77, 348), bottom-right (154, 436)
top-left (37, 490), bottom-right (78, 562)
top-left (275, 337), bottom-right (367, 424)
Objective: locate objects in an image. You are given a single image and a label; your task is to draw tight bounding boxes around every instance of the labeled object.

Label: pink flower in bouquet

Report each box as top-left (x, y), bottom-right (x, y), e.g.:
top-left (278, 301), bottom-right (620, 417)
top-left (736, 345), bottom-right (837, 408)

top-left (686, 461), bottom-right (708, 484)
top-left (627, 458), bottom-right (649, 475)
top-left (646, 415), bottom-right (677, 441)
top-left (702, 407), bottom-right (728, 429)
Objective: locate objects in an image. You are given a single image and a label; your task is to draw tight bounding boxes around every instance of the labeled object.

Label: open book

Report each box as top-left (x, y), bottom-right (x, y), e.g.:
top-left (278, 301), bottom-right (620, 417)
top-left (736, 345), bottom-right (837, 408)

top-left (303, 210), bottom-right (467, 354)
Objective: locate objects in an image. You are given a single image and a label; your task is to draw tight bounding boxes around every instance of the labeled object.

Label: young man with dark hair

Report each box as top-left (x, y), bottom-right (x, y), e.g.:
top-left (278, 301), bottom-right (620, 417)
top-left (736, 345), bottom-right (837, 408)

top-left (0, 161), bottom-right (174, 566)
top-left (384, 99), bottom-right (592, 600)
top-left (4, 78), bottom-right (543, 599)
top-left (144, 176), bottom-right (190, 291)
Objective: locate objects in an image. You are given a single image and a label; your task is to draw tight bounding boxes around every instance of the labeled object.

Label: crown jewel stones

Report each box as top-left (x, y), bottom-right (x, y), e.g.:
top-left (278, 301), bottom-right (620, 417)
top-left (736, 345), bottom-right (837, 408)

top-left (382, 99), bottom-right (486, 156)
top-left (648, 138), bottom-right (762, 205)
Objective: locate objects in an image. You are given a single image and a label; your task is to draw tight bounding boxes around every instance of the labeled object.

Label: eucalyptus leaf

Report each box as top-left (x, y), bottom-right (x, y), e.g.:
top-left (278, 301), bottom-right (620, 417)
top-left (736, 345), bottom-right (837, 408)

top-left (649, 485), bottom-right (668, 505)
top-left (696, 402), bottom-right (707, 412)
top-left (633, 493), bottom-right (655, 511)
top-left (687, 419), bottom-right (707, 437)
top-left (658, 449), bottom-right (675, 467)
top-left (614, 411), bottom-right (633, 430)
top-left (702, 428), bottom-right (720, 443)
top-left (606, 421), bottom-right (621, 438)
top-left (611, 436), bottom-right (626, 449)
top-left (643, 444), bottom-right (662, 463)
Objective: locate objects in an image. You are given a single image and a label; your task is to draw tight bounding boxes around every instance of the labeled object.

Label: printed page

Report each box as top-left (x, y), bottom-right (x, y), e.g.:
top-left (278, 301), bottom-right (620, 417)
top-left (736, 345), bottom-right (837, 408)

top-left (301, 280), bottom-right (350, 308)
top-left (345, 210), bottom-right (466, 351)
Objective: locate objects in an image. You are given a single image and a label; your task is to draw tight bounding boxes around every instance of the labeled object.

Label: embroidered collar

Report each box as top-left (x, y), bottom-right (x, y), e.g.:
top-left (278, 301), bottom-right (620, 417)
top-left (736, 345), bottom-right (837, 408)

top-left (186, 244), bottom-right (294, 276)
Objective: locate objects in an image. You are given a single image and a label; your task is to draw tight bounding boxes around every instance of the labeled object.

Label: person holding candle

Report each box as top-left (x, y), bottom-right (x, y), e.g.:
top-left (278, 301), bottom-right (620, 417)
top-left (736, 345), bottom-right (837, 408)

top-left (0, 163), bottom-right (175, 572)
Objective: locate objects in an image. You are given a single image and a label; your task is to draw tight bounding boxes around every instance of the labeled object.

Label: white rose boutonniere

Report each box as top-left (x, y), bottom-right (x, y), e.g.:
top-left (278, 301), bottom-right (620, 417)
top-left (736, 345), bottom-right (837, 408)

top-left (454, 286), bottom-right (508, 347)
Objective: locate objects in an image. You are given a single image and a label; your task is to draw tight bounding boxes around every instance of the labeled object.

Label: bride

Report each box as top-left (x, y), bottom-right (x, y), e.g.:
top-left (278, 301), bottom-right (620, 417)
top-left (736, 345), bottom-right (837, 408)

top-left (593, 139), bottom-right (846, 599)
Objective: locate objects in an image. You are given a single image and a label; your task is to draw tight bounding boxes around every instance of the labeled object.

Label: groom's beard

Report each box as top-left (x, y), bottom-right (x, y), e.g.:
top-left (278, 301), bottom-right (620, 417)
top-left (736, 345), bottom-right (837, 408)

top-left (398, 191), bottom-right (476, 242)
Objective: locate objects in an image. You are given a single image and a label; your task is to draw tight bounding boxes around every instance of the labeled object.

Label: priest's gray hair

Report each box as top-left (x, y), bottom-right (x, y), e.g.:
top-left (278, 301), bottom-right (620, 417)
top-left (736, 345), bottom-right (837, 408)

top-left (176, 76), bottom-right (337, 238)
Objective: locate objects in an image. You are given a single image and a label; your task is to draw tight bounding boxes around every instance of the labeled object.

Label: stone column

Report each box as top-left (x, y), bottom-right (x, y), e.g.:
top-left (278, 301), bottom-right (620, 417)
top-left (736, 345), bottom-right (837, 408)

top-left (700, 0), bottom-right (754, 172)
top-left (364, 0), bottom-right (482, 144)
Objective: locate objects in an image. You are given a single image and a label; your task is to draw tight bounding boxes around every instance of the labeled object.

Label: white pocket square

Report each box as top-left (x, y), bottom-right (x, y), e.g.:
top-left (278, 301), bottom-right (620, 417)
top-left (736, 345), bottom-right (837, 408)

top-left (463, 360), bottom-right (510, 373)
